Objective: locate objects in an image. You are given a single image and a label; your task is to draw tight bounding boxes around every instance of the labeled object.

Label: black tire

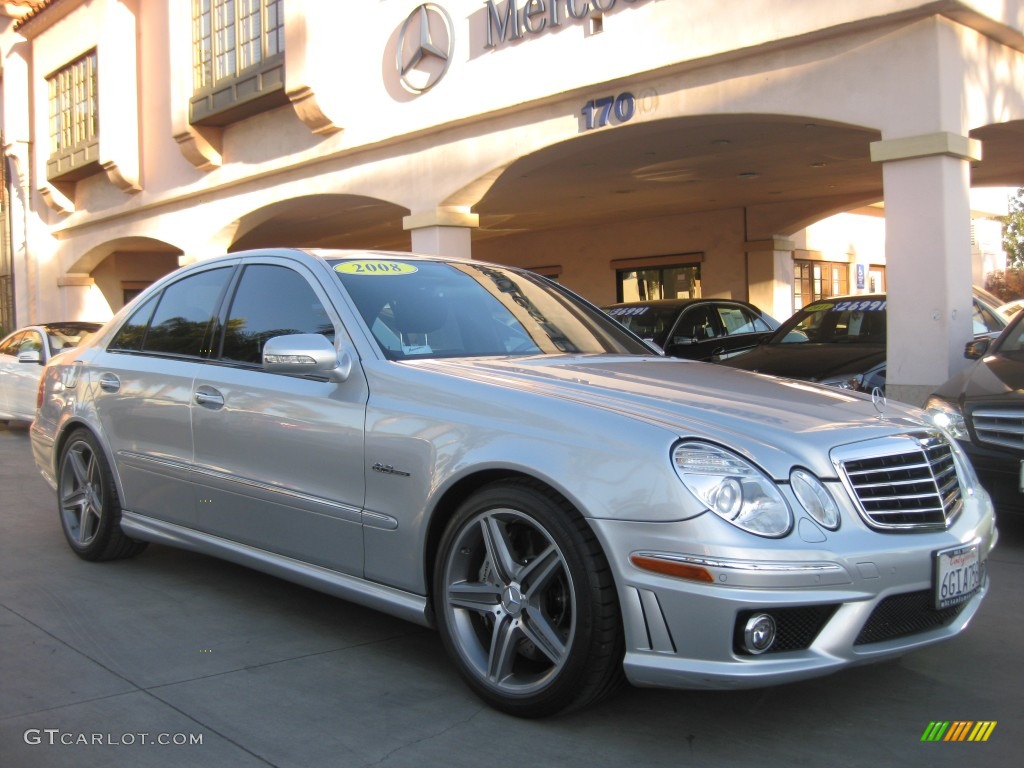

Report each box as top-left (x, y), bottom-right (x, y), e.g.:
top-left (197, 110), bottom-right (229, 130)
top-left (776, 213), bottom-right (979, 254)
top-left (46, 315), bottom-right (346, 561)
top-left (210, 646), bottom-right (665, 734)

top-left (434, 479), bottom-right (623, 717)
top-left (57, 429), bottom-right (147, 561)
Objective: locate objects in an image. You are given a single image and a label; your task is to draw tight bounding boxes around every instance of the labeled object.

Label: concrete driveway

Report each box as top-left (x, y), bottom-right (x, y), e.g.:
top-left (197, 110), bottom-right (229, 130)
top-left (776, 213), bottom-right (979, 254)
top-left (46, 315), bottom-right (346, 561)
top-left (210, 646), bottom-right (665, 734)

top-left (0, 422), bottom-right (1021, 768)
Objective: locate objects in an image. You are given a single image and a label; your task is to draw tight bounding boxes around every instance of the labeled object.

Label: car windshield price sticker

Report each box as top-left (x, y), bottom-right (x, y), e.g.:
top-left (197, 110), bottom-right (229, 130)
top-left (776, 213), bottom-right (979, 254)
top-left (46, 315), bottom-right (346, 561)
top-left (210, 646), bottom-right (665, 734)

top-left (335, 261), bottom-right (418, 275)
top-left (934, 542), bottom-right (980, 609)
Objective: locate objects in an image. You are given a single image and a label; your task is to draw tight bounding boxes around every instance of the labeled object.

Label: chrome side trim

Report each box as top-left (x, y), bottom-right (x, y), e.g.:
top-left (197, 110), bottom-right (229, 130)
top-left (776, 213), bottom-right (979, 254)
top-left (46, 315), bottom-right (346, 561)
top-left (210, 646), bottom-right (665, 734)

top-left (190, 464), bottom-right (364, 522)
top-left (117, 450), bottom-right (190, 474)
top-left (120, 513), bottom-right (430, 627)
top-left (117, 450), bottom-right (384, 527)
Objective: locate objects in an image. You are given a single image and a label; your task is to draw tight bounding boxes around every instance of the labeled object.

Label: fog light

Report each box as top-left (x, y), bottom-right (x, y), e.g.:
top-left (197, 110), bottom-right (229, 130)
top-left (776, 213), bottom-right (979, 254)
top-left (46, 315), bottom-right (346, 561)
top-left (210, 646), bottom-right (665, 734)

top-left (743, 614), bottom-right (777, 654)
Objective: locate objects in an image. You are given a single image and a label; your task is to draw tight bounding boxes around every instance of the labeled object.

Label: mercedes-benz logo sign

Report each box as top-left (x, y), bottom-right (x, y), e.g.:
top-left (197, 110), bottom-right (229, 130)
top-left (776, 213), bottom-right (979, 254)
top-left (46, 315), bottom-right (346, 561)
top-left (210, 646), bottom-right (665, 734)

top-left (871, 386), bottom-right (887, 421)
top-left (396, 4), bottom-right (454, 94)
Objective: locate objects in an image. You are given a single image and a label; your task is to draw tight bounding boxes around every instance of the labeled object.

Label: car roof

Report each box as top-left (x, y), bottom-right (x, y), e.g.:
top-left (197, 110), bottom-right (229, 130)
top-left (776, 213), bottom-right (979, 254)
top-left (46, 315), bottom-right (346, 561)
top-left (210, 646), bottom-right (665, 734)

top-left (604, 298), bottom-right (756, 310)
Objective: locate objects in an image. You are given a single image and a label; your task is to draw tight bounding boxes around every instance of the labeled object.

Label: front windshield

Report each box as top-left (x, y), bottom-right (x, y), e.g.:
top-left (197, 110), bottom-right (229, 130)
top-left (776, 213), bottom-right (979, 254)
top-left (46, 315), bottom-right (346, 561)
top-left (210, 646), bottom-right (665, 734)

top-left (996, 312), bottom-right (1024, 357)
top-left (771, 298), bottom-right (887, 345)
top-left (45, 325), bottom-right (98, 355)
top-left (331, 258), bottom-right (650, 360)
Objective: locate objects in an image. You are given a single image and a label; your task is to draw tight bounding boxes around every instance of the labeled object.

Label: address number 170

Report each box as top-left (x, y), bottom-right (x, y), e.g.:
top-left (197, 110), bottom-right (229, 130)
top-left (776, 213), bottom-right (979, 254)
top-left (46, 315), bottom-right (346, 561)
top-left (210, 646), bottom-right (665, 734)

top-left (580, 93), bottom-right (636, 130)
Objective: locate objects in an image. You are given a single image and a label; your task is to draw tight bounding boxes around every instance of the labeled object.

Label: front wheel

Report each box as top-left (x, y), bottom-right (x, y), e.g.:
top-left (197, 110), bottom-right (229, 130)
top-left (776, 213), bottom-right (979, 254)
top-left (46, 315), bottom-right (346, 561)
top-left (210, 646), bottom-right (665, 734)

top-left (434, 480), bottom-right (623, 717)
top-left (57, 429), bottom-right (147, 561)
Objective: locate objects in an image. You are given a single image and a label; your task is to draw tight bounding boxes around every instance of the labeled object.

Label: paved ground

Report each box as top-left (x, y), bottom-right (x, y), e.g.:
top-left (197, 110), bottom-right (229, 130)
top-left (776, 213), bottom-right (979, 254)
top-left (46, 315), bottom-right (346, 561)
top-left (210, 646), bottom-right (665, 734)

top-left (0, 420), bottom-right (1021, 768)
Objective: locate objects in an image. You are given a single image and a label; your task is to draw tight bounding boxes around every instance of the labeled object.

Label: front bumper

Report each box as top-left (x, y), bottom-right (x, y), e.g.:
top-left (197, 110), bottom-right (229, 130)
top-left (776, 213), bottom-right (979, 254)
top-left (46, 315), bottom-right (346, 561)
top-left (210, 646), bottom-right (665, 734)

top-left (590, 492), bottom-right (997, 690)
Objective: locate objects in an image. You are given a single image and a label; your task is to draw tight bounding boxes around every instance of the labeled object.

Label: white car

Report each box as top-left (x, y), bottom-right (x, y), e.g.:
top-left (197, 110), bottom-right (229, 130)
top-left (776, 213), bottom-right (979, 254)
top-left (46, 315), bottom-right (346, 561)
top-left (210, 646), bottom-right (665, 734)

top-left (30, 249), bottom-right (997, 717)
top-left (0, 322), bottom-right (101, 422)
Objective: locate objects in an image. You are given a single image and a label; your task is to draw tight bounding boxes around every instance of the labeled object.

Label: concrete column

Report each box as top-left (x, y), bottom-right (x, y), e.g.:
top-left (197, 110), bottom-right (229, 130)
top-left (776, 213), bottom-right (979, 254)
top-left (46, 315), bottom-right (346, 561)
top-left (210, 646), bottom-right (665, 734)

top-left (870, 132), bottom-right (980, 406)
top-left (745, 237), bottom-right (796, 321)
top-left (403, 208), bottom-right (478, 258)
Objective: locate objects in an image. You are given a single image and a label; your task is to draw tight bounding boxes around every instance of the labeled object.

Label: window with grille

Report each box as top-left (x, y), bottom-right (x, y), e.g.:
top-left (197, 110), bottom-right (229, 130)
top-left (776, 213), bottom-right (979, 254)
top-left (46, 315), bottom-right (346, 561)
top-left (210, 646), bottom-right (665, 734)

top-left (793, 260), bottom-right (849, 311)
top-left (46, 51), bottom-right (100, 181)
top-left (616, 264), bottom-right (702, 303)
top-left (191, 0), bottom-right (286, 125)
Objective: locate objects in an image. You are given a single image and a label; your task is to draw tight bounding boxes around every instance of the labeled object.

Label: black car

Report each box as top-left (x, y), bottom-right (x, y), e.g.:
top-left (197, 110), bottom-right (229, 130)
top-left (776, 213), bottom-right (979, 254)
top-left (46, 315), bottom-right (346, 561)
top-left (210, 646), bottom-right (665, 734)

top-left (603, 298), bottom-right (778, 361)
top-left (927, 309), bottom-right (1024, 514)
top-left (721, 290), bottom-right (1008, 393)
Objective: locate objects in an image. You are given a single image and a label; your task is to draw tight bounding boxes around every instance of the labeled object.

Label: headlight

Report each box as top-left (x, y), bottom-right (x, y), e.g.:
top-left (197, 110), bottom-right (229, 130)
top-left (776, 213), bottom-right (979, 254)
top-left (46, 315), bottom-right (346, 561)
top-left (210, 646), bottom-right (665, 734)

top-left (924, 396), bottom-right (969, 440)
top-left (672, 442), bottom-right (792, 537)
top-left (790, 469), bottom-right (840, 530)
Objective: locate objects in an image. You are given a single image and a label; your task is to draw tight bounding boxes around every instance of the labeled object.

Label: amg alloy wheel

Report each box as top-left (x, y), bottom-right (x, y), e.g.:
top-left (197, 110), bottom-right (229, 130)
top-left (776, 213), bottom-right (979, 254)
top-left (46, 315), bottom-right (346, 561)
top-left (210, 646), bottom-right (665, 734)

top-left (57, 430), bottom-right (147, 561)
top-left (435, 480), bottom-right (622, 717)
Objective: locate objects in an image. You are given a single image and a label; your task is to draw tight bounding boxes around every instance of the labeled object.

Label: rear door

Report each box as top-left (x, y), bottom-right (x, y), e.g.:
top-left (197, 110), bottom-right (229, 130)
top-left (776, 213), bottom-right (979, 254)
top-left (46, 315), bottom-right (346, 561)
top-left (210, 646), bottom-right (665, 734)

top-left (91, 263), bottom-right (236, 526)
top-left (190, 258), bottom-right (368, 576)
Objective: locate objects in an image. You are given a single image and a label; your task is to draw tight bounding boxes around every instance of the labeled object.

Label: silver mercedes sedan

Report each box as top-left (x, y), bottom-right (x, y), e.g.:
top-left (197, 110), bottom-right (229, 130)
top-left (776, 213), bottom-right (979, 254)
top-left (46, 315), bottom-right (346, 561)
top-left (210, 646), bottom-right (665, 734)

top-left (31, 248), bottom-right (996, 717)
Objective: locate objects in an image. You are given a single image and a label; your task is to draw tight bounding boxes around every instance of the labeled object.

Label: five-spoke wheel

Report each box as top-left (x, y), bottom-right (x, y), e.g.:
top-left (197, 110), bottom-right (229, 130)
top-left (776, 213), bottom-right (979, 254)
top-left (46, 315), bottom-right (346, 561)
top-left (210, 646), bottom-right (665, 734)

top-left (57, 430), bottom-right (146, 561)
top-left (435, 480), bottom-right (622, 717)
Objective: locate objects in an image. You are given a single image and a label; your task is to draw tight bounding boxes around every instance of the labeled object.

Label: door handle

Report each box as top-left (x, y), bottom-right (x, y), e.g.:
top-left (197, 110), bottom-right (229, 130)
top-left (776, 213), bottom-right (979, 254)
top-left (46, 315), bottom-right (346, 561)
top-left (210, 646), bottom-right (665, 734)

top-left (194, 387), bottom-right (225, 409)
top-left (98, 373), bottom-right (120, 393)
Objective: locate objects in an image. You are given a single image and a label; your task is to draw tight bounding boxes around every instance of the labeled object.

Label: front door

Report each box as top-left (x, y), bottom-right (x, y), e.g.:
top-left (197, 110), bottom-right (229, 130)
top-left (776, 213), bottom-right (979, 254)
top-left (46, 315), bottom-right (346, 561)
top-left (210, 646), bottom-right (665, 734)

top-left (190, 261), bottom-right (368, 576)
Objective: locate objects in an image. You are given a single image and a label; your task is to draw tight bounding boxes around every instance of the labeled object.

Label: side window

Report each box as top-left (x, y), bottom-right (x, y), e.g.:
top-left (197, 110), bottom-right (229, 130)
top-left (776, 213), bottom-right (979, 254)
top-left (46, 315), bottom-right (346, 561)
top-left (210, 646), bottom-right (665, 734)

top-left (18, 331), bottom-right (44, 355)
top-left (123, 268), bottom-right (232, 357)
top-left (972, 301), bottom-right (1002, 335)
top-left (674, 305), bottom-right (720, 341)
top-left (110, 294), bottom-right (159, 352)
top-left (218, 265), bottom-right (334, 365)
top-left (719, 306), bottom-right (769, 336)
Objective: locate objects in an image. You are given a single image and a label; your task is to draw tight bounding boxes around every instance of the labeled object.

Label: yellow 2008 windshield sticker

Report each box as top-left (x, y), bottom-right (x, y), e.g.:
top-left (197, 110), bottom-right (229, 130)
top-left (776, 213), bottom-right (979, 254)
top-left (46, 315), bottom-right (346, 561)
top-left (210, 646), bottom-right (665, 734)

top-left (804, 302), bottom-right (834, 312)
top-left (335, 261), bottom-right (418, 275)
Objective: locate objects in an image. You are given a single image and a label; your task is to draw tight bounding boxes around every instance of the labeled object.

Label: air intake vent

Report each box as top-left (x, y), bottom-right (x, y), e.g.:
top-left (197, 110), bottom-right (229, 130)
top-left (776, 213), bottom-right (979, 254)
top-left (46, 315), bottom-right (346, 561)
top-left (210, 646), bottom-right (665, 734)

top-left (833, 432), bottom-right (962, 530)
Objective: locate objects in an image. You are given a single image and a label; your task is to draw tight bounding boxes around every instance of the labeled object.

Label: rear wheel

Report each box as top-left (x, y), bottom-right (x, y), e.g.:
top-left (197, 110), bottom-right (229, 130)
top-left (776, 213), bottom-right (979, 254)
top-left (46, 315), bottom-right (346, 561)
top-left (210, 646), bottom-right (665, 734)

top-left (57, 430), bottom-right (147, 561)
top-left (434, 479), bottom-right (623, 717)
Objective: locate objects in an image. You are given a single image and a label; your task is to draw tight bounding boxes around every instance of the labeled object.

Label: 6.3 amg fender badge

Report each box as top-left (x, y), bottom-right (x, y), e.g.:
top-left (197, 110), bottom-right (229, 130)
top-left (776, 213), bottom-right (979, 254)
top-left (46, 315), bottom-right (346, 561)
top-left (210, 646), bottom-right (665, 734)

top-left (396, 3), bottom-right (454, 94)
top-left (373, 462), bottom-right (411, 477)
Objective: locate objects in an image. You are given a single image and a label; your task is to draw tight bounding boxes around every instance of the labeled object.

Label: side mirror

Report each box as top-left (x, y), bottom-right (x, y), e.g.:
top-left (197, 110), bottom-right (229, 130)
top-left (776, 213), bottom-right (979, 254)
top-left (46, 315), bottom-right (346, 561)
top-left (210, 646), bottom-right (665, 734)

top-left (964, 338), bottom-right (990, 360)
top-left (17, 350), bottom-right (42, 365)
top-left (263, 333), bottom-right (352, 382)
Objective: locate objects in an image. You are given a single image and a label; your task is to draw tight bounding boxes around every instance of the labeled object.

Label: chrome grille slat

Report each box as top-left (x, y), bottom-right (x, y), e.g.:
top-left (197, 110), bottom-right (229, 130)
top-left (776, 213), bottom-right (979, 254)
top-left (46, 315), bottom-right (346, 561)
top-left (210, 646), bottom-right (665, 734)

top-left (834, 432), bottom-right (962, 531)
top-left (969, 407), bottom-right (1024, 451)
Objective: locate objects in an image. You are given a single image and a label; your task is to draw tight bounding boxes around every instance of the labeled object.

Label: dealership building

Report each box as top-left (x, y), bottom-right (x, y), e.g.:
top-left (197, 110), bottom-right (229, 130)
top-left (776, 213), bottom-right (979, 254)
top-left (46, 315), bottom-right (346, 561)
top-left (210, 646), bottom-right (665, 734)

top-left (1, 0), bottom-right (1023, 404)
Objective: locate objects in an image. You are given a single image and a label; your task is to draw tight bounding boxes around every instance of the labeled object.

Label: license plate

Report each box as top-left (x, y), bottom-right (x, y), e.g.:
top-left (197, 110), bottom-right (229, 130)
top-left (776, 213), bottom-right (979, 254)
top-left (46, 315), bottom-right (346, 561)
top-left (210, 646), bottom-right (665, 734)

top-left (934, 543), bottom-right (981, 610)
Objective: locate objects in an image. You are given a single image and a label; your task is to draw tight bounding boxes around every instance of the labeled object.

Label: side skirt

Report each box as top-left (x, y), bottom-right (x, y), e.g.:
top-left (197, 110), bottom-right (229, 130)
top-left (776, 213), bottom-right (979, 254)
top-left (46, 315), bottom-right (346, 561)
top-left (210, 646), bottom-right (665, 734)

top-left (120, 512), bottom-right (432, 628)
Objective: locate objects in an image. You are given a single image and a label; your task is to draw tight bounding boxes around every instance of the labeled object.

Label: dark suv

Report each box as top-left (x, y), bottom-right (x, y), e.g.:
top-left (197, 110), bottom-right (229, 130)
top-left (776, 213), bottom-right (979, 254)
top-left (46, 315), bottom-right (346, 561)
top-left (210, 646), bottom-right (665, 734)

top-left (927, 308), bottom-right (1024, 514)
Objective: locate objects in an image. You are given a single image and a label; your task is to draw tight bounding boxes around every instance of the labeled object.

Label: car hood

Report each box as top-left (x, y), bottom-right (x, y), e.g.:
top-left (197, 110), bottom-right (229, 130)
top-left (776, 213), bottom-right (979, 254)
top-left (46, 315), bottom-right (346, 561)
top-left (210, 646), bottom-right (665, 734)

top-left (934, 354), bottom-right (1024, 403)
top-left (720, 344), bottom-right (886, 381)
top-left (409, 355), bottom-right (926, 479)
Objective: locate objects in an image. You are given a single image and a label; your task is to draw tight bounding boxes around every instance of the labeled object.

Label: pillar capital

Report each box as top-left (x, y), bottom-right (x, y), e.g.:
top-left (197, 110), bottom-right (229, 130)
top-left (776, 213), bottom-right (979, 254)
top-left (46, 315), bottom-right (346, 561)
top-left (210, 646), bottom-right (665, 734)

top-left (870, 132), bottom-right (981, 164)
top-left (403, 207), bottom-right (479, 231)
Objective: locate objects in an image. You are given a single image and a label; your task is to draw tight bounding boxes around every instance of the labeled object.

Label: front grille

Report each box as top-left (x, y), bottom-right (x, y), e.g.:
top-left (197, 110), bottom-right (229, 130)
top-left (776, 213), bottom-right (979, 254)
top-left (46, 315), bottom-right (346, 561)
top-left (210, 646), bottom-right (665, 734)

top-left (854, 590), bottom-right (968, 645)
top-left (970, 407), bottom-right (1024, 452)
top-left (734, 605), bottom-right (838, 655)
top-left (836, 432), bottom-right (962, 530)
